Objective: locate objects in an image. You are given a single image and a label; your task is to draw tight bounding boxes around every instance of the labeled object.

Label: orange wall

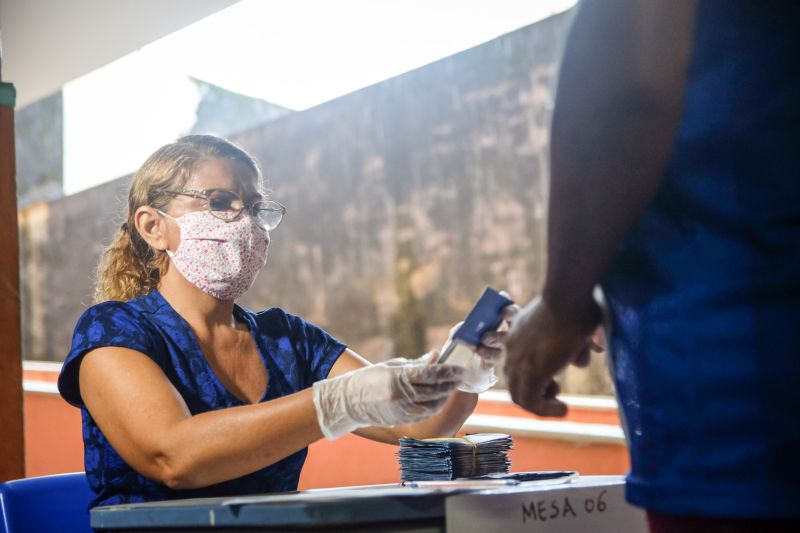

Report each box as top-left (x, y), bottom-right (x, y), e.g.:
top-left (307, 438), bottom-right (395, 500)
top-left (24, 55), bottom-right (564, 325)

top-left (24, 391), bottom-right (84, 477)
top-left (298, 429), bottom-right (628, 490)
top-left (22, 367), bottom-right (629, 486)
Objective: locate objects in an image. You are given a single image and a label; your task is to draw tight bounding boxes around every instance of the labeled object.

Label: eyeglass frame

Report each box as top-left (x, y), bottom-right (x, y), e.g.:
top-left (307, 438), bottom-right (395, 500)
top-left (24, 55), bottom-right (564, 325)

top-left (161, 188), bottom-right (287, 230)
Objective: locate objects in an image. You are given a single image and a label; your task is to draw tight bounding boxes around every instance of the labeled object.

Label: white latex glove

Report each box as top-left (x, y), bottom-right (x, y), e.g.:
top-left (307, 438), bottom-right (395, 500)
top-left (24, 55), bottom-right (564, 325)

top-left (312, 355), bottom-right (465, 440)
top-left (457, 349), bottom-right (500, 394)
top-left (450, 298), bottom-right (521, 394)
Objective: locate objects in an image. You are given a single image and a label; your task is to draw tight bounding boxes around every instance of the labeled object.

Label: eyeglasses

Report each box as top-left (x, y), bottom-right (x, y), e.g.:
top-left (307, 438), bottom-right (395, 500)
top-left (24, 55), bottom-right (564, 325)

top-left (163, 188), bottom-right (286, 231)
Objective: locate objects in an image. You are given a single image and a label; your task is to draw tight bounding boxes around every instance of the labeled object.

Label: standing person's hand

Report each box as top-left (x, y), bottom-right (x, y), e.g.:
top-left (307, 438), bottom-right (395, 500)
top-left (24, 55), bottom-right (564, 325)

top-left (503, 296), bottom-right (601, 417)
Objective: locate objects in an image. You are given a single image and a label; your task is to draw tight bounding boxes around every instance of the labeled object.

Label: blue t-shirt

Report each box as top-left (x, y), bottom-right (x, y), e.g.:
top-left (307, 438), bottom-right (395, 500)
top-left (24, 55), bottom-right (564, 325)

top-left (57, 290), bottom-right (346, 509)
top-left (601, 0), bottom-right (800, 518)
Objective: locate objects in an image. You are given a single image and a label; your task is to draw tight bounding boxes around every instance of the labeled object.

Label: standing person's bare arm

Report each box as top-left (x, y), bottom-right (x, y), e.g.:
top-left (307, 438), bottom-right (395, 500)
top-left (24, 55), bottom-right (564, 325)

top-left (504, 0), bottom-right (697, 416)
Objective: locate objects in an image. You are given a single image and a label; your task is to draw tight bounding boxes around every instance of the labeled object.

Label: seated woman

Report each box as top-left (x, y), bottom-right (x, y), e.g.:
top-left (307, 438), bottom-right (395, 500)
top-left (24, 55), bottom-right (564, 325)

top-left (57, 135), bottom-right (512, 508)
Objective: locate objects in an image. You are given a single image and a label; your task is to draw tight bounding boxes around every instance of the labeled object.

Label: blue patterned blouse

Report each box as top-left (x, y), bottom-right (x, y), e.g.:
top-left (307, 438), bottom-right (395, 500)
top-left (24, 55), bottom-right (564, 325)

top-left (57, 290), bottom-right (346, 509)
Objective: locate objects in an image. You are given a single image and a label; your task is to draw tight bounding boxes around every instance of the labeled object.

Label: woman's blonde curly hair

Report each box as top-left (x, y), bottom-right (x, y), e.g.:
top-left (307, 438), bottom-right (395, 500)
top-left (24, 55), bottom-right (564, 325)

top-left (94, 135), bottom-right (263, 303)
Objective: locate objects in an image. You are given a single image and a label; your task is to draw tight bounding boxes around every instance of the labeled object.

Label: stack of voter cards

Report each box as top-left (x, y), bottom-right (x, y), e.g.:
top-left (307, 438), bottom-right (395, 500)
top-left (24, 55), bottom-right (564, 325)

top-left (397, 433), bottom-right (513, 481)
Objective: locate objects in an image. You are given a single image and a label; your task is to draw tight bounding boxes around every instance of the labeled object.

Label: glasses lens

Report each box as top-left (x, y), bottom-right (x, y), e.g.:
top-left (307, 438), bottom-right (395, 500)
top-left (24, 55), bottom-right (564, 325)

top-left (208, 190), bottom-right (244, 220)
top-left (255, 201), bottom-right (285, 231)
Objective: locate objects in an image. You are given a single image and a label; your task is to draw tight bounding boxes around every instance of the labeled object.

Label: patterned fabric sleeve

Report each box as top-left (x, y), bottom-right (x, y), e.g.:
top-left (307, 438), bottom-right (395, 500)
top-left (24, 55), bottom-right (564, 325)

top-left (284, 312), bottom-right (347, 387)
top-left (58, 301), bottom-right (157, 407)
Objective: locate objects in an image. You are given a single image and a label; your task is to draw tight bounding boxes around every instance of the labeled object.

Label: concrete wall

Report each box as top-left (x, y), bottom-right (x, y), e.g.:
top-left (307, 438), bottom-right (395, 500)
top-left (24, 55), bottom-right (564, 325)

top-left (232, 13), bottom-right (569, 357)
top-left (19, 177), bottom-right (128, 362)
top-left (17, 11), bottom-right (613, 394)
top-left (15, 91), bottom-right (63, 208)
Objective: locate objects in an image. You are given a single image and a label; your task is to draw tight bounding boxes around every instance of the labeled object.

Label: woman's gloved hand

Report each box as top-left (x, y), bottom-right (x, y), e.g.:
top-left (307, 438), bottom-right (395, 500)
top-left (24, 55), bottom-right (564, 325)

top-left (454, 299), bottom-right (521, 394)
top-left (312, 355), bottom-right (465, 440)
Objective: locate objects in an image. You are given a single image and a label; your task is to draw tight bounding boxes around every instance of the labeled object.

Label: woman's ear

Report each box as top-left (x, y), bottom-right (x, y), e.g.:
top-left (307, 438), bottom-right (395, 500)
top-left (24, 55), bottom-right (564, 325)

top-left (134, 206), bottom-right (170, 252)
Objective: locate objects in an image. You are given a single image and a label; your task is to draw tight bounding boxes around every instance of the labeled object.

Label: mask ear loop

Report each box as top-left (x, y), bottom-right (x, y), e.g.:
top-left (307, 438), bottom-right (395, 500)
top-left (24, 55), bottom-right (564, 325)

top-left (155, 209), bottom-right (177, 258)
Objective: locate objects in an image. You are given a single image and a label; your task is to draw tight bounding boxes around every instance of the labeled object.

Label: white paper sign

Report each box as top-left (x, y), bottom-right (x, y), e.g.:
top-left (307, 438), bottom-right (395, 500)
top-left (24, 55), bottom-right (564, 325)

top-left (446, 476), bottom-right (647, 533)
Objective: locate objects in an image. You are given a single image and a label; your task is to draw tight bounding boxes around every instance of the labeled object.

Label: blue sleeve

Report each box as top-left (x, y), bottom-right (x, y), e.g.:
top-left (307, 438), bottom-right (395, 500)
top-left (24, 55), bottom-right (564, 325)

top-left (58, 302), bottom-right (158, 407)
top-left (285, 313), bottom-right (347, 387)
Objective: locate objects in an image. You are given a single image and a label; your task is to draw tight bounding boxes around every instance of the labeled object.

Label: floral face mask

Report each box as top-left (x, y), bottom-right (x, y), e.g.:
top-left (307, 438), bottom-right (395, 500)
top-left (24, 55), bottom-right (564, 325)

top-left (159, 209), bottom-right (268, 301)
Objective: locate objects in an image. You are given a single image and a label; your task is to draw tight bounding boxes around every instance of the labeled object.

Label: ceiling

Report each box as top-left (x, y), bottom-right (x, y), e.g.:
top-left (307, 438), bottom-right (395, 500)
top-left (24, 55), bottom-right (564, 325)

top-left (0, 0), bottom-right (239, 108)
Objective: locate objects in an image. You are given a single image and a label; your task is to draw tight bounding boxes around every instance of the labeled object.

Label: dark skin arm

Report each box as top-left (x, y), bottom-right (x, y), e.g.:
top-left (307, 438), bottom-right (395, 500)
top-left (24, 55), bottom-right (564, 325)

top-left (504, 0), bottom-right (697, 416)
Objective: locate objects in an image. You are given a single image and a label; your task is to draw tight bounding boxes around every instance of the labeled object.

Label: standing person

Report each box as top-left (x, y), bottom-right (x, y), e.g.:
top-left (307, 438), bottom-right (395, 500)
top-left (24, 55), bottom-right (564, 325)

top-left (58, 135), bottom-right (507, 509)
top-left (503, 1), bottom-right (800, 530)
